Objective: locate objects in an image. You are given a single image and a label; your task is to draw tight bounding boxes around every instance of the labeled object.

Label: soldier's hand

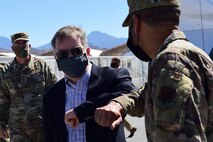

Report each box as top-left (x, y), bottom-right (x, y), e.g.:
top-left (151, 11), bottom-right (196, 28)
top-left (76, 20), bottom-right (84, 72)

top-left (0, 128), bottom-right (9, 139)
top-left (64, 109), bottom-right (79, 128)
top-left (95, 101), bottom-right (124, 130)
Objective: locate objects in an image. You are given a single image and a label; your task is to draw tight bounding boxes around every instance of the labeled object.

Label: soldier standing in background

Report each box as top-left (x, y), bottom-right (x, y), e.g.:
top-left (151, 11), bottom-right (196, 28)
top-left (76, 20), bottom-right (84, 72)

top-left (95, 0), bottom-right (213, 142)
top-left (110, 57), bottom-right (137, 138)
top-left (0, 32), bottom-right (57, 142)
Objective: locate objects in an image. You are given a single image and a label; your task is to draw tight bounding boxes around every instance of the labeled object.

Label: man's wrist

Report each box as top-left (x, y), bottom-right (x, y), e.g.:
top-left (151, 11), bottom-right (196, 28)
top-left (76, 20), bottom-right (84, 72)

top-left (109, 100), bottom-right (125, 116)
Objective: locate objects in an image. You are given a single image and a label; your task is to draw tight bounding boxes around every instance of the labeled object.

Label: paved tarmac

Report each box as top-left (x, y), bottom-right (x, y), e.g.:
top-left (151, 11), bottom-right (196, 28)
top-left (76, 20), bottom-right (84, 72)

top-left (124, 115), bottom-right (147, 142)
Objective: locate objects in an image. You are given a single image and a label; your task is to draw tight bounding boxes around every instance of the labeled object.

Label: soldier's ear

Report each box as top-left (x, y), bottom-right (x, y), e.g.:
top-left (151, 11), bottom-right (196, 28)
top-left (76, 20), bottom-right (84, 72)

top-left (132, 15), bottom-right (140, 33)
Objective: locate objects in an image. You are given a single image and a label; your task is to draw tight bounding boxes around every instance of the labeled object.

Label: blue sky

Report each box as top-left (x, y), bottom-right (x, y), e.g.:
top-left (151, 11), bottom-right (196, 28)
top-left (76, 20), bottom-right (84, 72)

top-left (0, 0), bottom-right (128, 47)
top-left (1, 0), bottom-right (213, 48)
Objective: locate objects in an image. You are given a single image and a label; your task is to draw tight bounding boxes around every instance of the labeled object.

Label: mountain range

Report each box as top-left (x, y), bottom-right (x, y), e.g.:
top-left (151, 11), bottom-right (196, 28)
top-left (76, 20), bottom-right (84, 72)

top-left (0, 31), bottom-right (127, 55)
top-left (0, 30), bottom-right (212, 55)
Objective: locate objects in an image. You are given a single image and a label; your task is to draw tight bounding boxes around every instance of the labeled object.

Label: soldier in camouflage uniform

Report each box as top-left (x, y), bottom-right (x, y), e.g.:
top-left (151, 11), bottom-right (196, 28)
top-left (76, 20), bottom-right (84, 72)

top-left (95, 0), bottom-right (213, 142)
top-left (0, 32), bottom-right (57, 142)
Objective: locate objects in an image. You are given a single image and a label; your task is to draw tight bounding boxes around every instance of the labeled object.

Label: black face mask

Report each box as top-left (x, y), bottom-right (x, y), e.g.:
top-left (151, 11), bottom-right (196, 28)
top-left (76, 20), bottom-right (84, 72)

top-left (110, 63), bottom-right (118, 68)
top-left (13, 46), bottom-right (28, 58)
top-left (127, 32), bottom-right (152, 62)
top-left (56, 54), bottom-right (88, 78)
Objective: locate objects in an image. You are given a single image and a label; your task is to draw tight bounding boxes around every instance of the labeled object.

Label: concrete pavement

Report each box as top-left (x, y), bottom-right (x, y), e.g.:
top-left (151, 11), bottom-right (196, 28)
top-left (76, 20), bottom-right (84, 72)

top-left (124, 115), bottom-right (147, 142)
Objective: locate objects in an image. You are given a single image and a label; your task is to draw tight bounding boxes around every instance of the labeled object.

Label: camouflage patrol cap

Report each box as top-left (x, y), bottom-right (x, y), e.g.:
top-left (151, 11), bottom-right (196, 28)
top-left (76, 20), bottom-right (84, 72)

top-left (11, 32), bottom-right (29, 42)
top-left (123, 0), bottom-right (180, 27)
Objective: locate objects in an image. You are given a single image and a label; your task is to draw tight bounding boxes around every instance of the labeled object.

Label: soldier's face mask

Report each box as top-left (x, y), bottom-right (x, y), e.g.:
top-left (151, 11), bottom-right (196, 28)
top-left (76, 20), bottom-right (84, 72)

top-left (127, 22), bottom-right (152, 62)
top-left (110, 63), bottom-right (118, 68)
top-left (12, 40), bottom-right (29, 58)
top-left (56, 53), bottom-right (88, 78)
top-left (110, 62), bottom-right (119, 68)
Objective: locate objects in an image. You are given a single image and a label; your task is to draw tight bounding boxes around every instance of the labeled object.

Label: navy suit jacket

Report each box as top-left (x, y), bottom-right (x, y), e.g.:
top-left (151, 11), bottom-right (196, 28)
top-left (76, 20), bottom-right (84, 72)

top-left (43, 64), bottom-right (135, 142)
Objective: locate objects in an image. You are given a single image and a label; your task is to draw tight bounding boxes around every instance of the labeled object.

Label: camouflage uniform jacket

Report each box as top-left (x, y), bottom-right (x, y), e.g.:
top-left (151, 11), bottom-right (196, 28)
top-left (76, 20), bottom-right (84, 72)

top-left (114, 30), bottom-right (213, 142)
top-left (0, 56), bottom-right (57, 131)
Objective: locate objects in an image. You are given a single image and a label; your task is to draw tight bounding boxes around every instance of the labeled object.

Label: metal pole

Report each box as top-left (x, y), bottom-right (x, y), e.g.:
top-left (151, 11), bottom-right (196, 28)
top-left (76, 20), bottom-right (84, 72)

top-left (199, 0), bottom-right (206, 51)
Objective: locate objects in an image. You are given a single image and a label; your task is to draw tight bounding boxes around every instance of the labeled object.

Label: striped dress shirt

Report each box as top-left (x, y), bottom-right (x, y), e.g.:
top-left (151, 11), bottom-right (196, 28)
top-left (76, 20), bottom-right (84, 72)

top-left (65, 63), bottom-right (91, 142)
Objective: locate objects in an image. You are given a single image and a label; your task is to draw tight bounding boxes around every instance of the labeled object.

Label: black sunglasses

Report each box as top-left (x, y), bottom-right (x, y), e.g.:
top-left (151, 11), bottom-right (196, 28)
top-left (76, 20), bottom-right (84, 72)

top-left (56, 46), bottom-right (83, 59)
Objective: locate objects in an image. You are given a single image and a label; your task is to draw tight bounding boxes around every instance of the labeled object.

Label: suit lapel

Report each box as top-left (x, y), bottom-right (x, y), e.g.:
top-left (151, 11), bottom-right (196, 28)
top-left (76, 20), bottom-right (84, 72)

top-left (87, 64), bottom-right (102, 95)
top-left (56, 78), bottom-right (67, 141)
top-left (57, 78), bottom-right (66, 113)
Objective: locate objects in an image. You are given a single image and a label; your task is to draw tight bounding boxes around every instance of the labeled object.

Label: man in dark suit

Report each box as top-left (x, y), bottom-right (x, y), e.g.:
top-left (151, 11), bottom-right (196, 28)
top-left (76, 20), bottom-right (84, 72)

top-left (43, 25), bottom-right (135, 142)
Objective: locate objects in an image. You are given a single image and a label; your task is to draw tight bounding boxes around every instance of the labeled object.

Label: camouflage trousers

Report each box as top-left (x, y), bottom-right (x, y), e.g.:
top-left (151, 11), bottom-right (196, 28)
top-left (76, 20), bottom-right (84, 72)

top-left (0, 127), bottom-right (43, 142)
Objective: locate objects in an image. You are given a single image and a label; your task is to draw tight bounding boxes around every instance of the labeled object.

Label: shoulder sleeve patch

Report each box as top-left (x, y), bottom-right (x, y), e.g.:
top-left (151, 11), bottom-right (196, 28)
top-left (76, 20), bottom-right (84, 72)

top-left (154, 61), bottom-right (194, 124)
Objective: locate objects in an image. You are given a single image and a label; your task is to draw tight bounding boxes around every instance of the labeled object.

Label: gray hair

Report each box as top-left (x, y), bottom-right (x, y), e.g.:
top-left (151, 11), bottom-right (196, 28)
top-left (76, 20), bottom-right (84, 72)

top-left (51, 25), bottom-right (88, 49)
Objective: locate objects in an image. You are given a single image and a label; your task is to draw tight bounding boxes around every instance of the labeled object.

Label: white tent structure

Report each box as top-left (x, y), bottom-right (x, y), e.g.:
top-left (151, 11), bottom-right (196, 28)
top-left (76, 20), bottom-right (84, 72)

top-left (181, 0), bottom-right (213, 29)
top-left (180, 0), bottom-right (213, 54)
